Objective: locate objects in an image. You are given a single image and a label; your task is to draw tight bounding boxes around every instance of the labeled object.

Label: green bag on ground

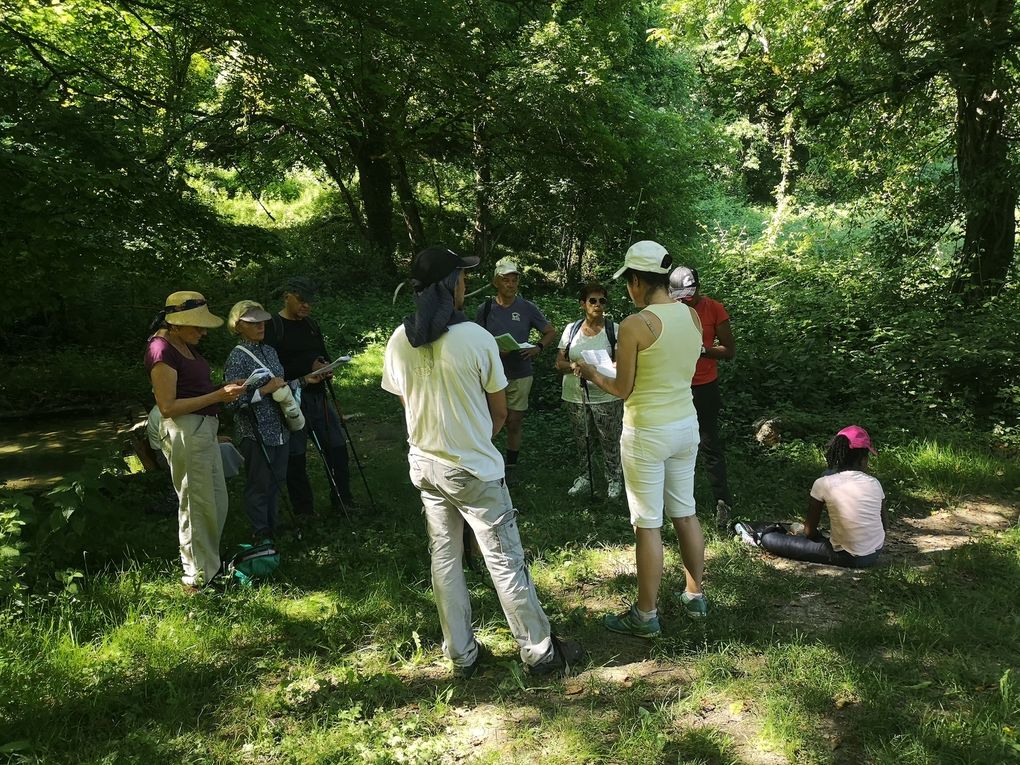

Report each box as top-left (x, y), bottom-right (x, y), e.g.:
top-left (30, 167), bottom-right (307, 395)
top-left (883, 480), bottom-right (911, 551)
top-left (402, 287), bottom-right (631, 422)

top-left (227, 540), bottom-right (280, 586)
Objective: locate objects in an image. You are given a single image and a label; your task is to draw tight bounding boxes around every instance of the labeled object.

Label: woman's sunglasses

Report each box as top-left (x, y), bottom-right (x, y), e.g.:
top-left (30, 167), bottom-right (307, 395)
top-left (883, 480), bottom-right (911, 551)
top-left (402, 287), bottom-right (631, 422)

top-left (586, 296), bottom-right (608, 305)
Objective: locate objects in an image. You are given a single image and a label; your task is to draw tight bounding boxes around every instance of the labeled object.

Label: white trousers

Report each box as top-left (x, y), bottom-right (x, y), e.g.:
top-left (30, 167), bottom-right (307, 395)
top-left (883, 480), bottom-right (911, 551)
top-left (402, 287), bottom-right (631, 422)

top-left (164, 414), bottom-right (229, 586)
top-left (409, 455), bottom-right (553, 669)
top-left (621, 415), bottom-right (700, 528)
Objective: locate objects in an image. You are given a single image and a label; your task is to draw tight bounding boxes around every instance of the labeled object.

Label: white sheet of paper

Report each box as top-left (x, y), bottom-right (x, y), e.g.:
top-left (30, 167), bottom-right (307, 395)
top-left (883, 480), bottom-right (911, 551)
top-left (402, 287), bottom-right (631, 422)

top-left (242, 368), bottom-right (271, 388)
top-left (581, 349), bottom-right (617, 379)
top-left (313, 355), bottom-right (352, 377)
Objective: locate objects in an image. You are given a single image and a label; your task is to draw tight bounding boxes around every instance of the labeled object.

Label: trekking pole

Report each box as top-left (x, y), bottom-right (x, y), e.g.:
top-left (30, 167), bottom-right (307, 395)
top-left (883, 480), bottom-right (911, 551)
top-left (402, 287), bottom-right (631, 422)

top-left (580, 379), bottom-right (596, 499)
top-left (326, 383), bottom-right (378, 511)
top-left (308, 425), bottom-right (351, 522)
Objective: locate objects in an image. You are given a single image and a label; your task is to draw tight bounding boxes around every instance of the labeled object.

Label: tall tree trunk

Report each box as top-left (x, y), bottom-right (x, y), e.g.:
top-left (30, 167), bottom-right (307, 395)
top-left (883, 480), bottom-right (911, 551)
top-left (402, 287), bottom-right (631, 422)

top-left (560, 225), bottom-right (574, 282)
top-left (946, 0), bottom-right (1016, 301)
top-left (767, 111), bottom-right (796, 244)
top-left (352, 129), bottom-right (395, 265)
top-left (953, 80), bottom-right (1016, 300)
top-left (577, 233), bottom-right (587, 279)
top-left (472, 118), bottom-right (492, 261)
top-left (393, 152), bottom-right (425, 251)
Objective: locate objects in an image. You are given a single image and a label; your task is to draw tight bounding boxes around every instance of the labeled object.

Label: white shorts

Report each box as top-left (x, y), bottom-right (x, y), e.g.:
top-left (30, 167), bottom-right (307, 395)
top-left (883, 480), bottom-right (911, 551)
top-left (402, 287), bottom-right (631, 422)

top-left (621, 415), bottom-right (699, 528)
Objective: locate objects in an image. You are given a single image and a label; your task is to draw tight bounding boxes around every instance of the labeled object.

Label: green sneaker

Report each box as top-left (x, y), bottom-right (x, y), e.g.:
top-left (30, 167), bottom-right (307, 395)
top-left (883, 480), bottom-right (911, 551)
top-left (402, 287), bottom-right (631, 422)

top-left (604, 604), bottom-right (661, 638)
top-left (680, 591), bottom-right (708, 620)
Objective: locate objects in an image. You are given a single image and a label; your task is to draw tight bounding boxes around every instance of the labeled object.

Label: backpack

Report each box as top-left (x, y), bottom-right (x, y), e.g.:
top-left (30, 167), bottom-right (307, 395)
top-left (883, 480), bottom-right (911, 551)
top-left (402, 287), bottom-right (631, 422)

top-left (565, 319), bottom-right (617, 361)
top-left (226, 540), bottom-right (280, 586)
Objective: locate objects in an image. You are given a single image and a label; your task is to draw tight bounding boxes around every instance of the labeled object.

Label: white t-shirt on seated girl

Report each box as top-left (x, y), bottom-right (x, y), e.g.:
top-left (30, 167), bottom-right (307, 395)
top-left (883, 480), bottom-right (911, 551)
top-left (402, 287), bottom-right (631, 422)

top-left (557, 322), bottom-right (621, 405)
top-left (810, 470), bottom-right (885, 557)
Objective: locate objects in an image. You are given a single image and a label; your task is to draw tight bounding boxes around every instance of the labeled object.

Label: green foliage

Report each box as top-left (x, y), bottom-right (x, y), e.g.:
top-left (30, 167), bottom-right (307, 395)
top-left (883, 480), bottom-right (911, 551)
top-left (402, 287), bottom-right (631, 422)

top-left (0, 457), bottom-right (130, 599)
top-left (0, 498), bottom-right (28, 601)
top-left (689, 198), bottom-right (1020, 436)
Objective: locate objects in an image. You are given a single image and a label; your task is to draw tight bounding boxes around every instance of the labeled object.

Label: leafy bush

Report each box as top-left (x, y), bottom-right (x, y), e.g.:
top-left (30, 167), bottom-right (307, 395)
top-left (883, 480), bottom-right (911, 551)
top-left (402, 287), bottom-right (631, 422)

top-left (0, 498), bottom-right (28, 601)
top-left (0, 457), bottom-right (129, 600)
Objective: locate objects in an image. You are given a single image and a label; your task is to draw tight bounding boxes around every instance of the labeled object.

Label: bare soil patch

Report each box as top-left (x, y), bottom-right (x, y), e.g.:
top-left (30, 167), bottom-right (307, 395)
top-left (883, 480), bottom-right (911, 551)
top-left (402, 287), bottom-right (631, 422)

top-left (884, 498), bottom-right (1018, 560)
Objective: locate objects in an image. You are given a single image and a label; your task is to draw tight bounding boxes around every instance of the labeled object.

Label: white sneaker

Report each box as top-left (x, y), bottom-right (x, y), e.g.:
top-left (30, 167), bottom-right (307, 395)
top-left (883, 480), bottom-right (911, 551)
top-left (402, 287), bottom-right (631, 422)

top-left (567, 475), bottom-right (591, 497)
top-left (607, 480), bottom-right (623, 500)
top-left (733, 522), bottom-right (758, 546)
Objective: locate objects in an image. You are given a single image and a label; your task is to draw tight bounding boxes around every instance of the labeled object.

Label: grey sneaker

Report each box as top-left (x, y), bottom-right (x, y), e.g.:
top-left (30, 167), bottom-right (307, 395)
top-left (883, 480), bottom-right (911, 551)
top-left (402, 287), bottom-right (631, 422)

top-left (715, 500), bottom-right (732, 532)
top-left (567, 475), bottom-right (591, 497)
top-left (607, 479), bottom-right (623, 500)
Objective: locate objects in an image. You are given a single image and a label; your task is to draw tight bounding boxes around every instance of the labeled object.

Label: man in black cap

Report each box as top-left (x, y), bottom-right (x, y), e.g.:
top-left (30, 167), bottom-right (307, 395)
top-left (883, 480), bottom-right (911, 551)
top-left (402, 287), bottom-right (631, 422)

top-left (382, 245), bottom-right (583, 679)
top-left (264, 276), bottom-right (354, 517)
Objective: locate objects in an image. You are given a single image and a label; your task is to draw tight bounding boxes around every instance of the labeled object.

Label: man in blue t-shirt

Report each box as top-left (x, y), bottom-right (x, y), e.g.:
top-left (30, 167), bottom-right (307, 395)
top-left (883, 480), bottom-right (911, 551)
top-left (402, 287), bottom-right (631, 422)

top-left (474, 259), bottom-right (558, 471)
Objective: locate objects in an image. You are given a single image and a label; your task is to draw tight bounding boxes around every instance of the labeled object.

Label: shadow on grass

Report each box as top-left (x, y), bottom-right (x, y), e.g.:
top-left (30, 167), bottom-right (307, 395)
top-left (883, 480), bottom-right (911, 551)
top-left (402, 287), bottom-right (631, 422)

top-left (4, 409), bottom-right (1018, 763)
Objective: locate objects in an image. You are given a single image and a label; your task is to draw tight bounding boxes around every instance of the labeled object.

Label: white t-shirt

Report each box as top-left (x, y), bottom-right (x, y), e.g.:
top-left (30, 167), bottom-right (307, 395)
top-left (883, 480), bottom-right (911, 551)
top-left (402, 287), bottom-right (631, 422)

top-left (557, 321), bottom-right (621, 405)
top-left (810, 470), bottom-right (886, 557)
top-left (382, 322), bottom-right (508, 482)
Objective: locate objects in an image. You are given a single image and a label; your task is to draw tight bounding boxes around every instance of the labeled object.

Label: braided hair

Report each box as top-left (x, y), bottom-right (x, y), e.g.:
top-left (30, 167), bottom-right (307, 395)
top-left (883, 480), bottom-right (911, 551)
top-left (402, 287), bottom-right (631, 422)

top-left (824, 434), bottom-right (869, 472)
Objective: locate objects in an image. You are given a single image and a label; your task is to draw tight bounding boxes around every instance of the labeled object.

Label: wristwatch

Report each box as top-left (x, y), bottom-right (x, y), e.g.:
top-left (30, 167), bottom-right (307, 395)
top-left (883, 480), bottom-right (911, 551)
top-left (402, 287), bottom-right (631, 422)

top-left (535, 341), bottom-right (544, 352)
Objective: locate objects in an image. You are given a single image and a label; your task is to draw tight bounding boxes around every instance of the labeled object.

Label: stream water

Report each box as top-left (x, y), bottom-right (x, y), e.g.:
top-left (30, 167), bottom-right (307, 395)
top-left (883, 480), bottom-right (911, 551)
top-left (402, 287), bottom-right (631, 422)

top-left (0, 415), bottom-right (131, 490)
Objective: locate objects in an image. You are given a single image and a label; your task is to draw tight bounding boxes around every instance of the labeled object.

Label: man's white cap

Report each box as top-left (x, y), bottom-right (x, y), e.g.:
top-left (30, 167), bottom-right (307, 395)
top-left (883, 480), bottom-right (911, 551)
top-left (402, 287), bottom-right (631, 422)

top-left (612, 240), bottom-right (672, 279)
top-left (494, 258), bottom-right (520, 276)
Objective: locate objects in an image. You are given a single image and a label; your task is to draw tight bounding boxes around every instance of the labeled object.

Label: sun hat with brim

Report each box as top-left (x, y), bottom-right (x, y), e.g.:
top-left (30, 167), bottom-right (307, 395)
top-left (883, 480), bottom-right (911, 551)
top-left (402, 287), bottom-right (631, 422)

top-left (163, 291), bottom-right (224, 328)
top-left (612, 240), bottom-right (673, 279)
top-left (227, 300), bottom-right (273, 334)
top-left (411, 244), bottom-right (480, 290)
top-left (668, 266), bottom-right (699, 301)
top-left (836, 425), bottom-right (877, 455)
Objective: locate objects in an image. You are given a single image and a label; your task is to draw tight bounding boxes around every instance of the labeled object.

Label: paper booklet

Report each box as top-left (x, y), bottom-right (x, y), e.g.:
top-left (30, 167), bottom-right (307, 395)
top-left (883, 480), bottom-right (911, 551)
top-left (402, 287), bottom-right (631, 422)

top-left (312, 354), bottom-right (352, 377)
top-left (581, 349), bottom-right (617, 379)
top-left (494, 333), bottom-right (536, 352)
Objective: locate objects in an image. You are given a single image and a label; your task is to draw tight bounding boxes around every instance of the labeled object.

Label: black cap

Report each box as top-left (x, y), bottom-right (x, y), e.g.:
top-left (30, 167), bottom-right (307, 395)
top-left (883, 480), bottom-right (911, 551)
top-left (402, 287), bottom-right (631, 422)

top-left (411, 245), bottom-right (480, 289)
top-left (279, 276), bottom-right (318, 302)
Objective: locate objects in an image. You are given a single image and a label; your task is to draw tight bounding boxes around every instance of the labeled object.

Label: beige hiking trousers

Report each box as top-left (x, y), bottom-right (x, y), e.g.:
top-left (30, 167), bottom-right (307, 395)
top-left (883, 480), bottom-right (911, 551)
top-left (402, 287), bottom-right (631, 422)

top-left (163, 413), bottom-right (229, 586)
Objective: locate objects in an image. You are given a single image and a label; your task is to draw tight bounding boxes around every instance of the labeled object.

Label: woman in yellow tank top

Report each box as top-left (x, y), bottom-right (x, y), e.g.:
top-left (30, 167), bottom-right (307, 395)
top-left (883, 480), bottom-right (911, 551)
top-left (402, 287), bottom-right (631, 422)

top-left (574, 241), bottom-right (708, 637)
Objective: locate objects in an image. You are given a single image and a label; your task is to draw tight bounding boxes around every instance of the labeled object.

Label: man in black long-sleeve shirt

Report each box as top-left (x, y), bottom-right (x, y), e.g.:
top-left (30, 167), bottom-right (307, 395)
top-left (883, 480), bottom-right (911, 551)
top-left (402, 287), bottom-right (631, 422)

top-left (264, 276), bottom-right (353, 516)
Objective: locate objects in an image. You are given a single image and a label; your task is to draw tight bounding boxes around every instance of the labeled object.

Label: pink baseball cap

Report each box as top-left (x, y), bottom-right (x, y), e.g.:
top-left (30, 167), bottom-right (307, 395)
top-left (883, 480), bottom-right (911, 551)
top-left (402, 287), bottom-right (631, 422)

top-left (837, 425), bottom-right (877, 454)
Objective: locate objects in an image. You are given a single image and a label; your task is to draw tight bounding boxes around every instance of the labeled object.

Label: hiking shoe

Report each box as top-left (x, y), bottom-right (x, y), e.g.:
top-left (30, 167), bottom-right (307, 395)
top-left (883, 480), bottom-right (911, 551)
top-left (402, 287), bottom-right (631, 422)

top-left (604, 604), bottom-right (661, 638)
top-left (524, 635), bottom-right (586, 678)
top-left (567, 475), bottom-right (591, 497)
top-left (733, 522), bottom-right (758, 546)
top-left (453, 641), bottom-right (492, 679)
top-left (607, 479), bottom-right (623, 500)
top-left (680, 591), bottom-right (708, 620)
top-left (716, 500), bottom-right (732, 532)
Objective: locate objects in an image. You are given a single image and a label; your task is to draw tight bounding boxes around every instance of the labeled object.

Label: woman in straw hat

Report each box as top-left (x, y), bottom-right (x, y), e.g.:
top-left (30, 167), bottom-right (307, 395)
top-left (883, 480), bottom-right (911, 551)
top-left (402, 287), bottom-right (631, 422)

top-left (223, 300), bottom-right (290, 542)
top-left (145, 291), bottom-right (244, 591)
top-left (573, 241), bottom-right (708, 638)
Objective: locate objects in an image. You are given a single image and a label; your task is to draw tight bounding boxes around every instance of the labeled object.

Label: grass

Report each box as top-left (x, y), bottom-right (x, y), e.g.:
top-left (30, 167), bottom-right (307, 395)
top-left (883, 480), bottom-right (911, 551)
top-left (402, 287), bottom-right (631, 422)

top-left (1, 303), bottom-right (1019, 763)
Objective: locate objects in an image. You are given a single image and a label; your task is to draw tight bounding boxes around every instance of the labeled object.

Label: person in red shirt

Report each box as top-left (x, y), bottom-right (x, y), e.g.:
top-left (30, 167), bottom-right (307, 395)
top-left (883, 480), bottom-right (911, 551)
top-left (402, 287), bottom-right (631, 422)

top-left (669, 266), bottom-right (735, 531)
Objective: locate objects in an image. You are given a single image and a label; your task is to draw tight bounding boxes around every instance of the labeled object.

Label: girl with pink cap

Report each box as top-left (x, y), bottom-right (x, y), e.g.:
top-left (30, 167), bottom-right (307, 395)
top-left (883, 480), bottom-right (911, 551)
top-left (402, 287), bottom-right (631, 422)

top-left (735, 425), bottom-right (887, 568)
